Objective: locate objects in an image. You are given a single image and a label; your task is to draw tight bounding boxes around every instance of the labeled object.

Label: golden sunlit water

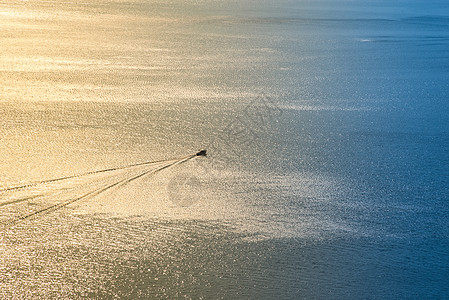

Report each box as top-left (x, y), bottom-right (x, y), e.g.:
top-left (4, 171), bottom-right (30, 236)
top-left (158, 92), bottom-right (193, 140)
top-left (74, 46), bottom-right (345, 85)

top-left (1, 0), bottom-right (449, 298)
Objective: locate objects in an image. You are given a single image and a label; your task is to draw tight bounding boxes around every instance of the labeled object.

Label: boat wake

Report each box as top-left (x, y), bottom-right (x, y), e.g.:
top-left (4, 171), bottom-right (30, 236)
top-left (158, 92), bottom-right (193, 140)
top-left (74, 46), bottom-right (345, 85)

top-left (0, 151), bottom-right (205, 230)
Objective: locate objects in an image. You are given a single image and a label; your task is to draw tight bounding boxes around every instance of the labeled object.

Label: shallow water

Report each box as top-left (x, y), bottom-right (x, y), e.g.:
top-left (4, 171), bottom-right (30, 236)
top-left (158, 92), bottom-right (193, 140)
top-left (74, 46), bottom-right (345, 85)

top-left (1, 0), bottom-right (449, 298)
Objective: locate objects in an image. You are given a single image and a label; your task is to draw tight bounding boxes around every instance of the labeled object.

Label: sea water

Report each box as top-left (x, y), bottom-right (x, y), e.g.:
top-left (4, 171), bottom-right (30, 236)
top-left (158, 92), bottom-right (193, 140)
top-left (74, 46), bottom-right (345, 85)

top-left (1, 0), bottom-right (448, 298)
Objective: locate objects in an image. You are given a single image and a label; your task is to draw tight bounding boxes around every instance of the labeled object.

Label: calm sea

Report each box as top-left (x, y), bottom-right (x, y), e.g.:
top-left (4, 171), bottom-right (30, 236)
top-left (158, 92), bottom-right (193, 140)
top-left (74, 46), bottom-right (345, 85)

top-left (1, 0), bottom-right (448, 298)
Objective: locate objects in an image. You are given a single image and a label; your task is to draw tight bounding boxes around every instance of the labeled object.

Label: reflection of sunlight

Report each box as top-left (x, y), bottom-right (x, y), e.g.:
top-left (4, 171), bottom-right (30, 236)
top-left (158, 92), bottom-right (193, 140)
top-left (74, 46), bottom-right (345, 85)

top-left (0, 11), bottom-right (16, 17)
top-left (0, 9), bottom-right (55, 20)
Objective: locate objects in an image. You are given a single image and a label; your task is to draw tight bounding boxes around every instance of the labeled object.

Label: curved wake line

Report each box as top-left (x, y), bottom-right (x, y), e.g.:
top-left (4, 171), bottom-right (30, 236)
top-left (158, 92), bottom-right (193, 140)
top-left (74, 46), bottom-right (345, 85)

top-left (0, 155), bottom-right (190, 193)
top-left (2, 154), bottom-right (197, 229)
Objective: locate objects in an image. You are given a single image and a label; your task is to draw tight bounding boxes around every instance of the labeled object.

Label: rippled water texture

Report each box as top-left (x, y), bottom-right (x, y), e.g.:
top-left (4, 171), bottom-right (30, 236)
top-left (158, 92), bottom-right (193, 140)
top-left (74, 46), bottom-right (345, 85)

top-left (1, 0), bottom-right (449, 298)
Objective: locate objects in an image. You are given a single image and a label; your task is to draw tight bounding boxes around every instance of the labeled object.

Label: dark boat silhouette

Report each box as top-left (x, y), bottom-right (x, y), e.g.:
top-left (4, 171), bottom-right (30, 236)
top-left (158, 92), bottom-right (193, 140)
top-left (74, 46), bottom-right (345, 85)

top-left (196, 149), bottom-right (207, 156)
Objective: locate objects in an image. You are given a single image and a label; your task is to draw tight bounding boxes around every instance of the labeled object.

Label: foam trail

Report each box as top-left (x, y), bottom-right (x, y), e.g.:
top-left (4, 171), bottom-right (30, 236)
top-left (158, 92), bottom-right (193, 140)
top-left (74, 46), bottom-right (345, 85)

top-left (3, 154), bottom-right (196, 228)
top-left (0, 182), bottom-right (83, 208)
top-left (0, 156), bottom-right (187, 193)
top-left (0, 162), bottom-right (160, 208)
top-left (0, 195), bottom-right (42, 207)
